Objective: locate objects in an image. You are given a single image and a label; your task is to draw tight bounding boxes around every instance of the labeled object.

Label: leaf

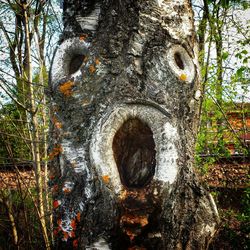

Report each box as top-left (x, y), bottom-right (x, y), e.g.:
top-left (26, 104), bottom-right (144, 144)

top-left (241, 49), bottom-right (248, 55)
top-left (235, 53), bottom-right (242, 59)
top-left (222, 51), bottom-right (229, 60)
top-left (236, 67), bottom-right (245, 78)
top-left (243, 58), bottom-right (248, 64)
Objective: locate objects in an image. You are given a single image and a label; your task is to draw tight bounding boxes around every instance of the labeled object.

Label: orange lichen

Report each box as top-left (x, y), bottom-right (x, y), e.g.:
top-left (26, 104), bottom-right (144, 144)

top-left (76, 212), bottom-right (81, 222)
top-left (89, 65), bottom-right (96, 74)
top-left (179, 73), bottom-right (187, 81)
top-left (69, 231), bottom-right (76, 238)
top-left (59, 81), bottom-right (74, 97)
top-left (53, 200), bottom-right (61, 209)
top-left (52, 185), bottom-right (59, 193)
top-left (52, 116), bottom-right (62, 129)
top-left (102, 175), bottom-right (110, 184)
top-left (49, 145), bottom-right (63, 160)
top-left (79, 34), bottom-right (88, 40)
top-left (95, 58), bottom-right (100, 65)
top-left (63, 188), bottom-right (71, 194)
top-left (63, 231), bottom-right (69, 240)
top-left (71, 219), bottom-right (77, 230)
top-left (73, 239), bottom-right (78, 248)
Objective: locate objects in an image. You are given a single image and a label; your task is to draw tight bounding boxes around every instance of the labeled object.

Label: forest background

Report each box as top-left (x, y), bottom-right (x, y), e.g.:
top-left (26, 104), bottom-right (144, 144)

top-left (0, 0), bottom-right (249, 249)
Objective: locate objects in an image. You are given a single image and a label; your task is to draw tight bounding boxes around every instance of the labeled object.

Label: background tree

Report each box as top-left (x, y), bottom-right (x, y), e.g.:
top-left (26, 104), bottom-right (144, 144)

top-left (194, 0), bottom-right (250, 163)
top-left (193, 1), bottom-right (250, 248)
top-left (0, 0), bottom-right (62, 248)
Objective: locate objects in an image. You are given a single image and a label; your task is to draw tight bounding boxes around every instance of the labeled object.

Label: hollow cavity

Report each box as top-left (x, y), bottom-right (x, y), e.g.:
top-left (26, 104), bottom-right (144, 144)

top-left (69, 54), bottom-right (85, 75)
top-left (174, 52), bottom-right (184, 70)
top-left (112, 118), bottom-right (156, 188)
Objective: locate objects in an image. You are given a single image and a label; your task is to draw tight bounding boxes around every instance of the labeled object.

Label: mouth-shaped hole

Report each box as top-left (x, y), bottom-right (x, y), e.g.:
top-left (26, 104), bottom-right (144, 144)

top-left (112, 118), bottom-right (156, 188)
top-left (68, 54), bottom-right (86, 75)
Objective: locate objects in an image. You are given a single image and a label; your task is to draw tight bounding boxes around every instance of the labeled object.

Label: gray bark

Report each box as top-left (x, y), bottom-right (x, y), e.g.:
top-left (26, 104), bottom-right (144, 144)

top-left (49, 1), bottom-right (219, 249)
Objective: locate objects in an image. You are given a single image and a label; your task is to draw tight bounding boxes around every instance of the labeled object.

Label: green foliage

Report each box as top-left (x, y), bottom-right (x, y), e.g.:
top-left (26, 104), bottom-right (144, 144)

top-left (0, 189), bottom-right (51, 249)
top-left (207, 0), bottom-right (249, 9)
top-left (239, 186), bottom-right (250, 221)
top-left (208, 189), bottom-right (250, 249)
top-left (0, 102), bottom-right (31, 163)
top-left (195, 0), bottom-right (250, 172)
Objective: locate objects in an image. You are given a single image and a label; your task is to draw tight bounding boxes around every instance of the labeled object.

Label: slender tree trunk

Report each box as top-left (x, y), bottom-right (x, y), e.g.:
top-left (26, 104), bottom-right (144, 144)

top-left (198, 0), bottom-right (209, 67)
top-left (35, 10), bottom-right (53, 238)
top-left (50, 1), bottom-right (219, 249)
top-left (40, 63), bottom-right (53, 243)
top-left (0, 196), bottom-right (19, 249)
top-left (212, 3), bottom-right (226, 154)
top-left (23, 4), bottom-right (51, 249)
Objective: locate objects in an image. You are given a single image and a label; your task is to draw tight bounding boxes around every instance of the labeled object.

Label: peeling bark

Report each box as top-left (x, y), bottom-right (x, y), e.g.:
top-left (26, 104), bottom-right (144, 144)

top-left (49, 1), bottom-right (219, 249)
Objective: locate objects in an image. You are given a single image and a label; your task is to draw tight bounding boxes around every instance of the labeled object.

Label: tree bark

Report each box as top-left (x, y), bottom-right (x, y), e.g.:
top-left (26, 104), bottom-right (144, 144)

top-left (23, 3), bottom-right (51, 249)
top-left (50, 1), bottom-right (219, 249)
top-left (0, 195), bottom-right (19, 249)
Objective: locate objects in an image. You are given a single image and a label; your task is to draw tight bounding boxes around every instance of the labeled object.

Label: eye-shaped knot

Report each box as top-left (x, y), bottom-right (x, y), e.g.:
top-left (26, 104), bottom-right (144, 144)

top-left (167, 45), bottom-right (195, 84)
top-left (51, 37), bottom-right (90, 84)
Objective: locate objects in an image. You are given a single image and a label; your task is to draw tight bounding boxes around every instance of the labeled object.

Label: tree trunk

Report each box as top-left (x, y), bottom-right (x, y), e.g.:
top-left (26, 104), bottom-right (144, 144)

top-left (23, 5), bottom-right (51, 249)
top-left (49, 1), bottom-right (219, 249)
top-left (0, 195), bottom-right (19, 249)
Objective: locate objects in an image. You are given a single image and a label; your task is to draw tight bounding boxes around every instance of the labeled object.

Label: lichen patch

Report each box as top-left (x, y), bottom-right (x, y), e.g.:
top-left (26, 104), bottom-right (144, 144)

top-left (179, 73), bottom-right (187, 81)
top-left (49, 145), bottom-right (63, 160)
top-left (59, 81), bottom-right (74, 97)
top-left (89, 64), bottom-right (96, 74)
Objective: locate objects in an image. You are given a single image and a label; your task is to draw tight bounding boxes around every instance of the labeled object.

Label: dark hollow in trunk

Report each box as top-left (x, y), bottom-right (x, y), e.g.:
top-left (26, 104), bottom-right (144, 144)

top-left (112, 118), bottom-right (156, 188)
top-left (68, 54), bottom-right (86, 75)
top-left (174, 52), bottom-right (185, 70)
